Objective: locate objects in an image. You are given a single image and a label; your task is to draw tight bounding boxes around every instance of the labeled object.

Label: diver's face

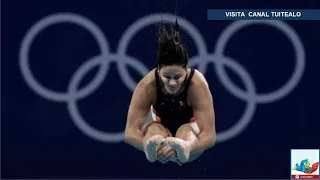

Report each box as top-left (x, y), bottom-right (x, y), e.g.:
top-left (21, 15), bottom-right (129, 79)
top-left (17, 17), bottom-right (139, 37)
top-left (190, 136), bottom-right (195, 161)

top-left (159, 65), bottom-right (187, 95)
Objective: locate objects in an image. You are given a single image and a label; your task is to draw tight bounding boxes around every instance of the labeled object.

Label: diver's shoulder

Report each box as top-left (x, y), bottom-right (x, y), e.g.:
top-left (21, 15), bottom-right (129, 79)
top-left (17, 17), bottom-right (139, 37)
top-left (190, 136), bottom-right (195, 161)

top-left (190, 68), bottom-right (209, 88)
top-left (136, 68), bottom-right (157, 91)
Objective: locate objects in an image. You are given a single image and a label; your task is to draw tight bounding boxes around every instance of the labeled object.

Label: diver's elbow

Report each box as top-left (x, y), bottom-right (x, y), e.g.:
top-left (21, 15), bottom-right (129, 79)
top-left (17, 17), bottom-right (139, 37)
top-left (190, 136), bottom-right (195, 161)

top-left (209, 132), bottom-right (216, 147)
top-left (124, 127), bottom-right (140, 144)
top-left (124, 129), bottom-right (133, 143)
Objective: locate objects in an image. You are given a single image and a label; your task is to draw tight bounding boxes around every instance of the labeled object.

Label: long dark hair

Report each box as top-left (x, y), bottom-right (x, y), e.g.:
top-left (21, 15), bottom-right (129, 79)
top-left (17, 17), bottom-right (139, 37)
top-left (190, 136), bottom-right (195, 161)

top-left (157, 20), bottom-right (188, 68)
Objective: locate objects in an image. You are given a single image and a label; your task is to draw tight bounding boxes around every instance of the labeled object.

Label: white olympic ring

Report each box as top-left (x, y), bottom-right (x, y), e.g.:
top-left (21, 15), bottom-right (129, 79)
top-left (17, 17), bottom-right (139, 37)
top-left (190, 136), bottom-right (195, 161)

top-left (19, 13), bottom-right (306, 143)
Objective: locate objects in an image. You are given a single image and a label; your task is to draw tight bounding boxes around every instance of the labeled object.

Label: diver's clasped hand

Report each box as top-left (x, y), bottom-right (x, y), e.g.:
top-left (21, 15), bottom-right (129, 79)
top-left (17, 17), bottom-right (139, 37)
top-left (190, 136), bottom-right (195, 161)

top-left (156, 137), bottom-right (191, 166)
top-left (144, 135), bottom-right (190, 166)
top-left (157, 143), bottom-right (182, 166)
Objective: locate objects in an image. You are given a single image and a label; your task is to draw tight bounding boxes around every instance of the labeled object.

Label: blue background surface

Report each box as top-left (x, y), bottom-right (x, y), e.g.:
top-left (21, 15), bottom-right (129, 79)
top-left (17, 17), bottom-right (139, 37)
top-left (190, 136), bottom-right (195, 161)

top-left (2, 0), bottom-right (320, 178)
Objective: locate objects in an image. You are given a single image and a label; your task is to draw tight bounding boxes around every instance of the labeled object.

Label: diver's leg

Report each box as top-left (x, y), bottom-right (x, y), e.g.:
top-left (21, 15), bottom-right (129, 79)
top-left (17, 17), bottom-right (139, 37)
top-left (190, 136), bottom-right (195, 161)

top-left (166, 122), bottom-right (203, 163)
top-left (143, 122), bottom-right (170, 163)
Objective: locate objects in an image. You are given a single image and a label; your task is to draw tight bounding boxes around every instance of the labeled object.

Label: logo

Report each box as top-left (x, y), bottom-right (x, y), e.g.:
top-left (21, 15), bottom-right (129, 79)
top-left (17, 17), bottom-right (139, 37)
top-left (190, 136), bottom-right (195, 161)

top-left (291, 149), bottom-right (319, 179)
top-left (19, 13), bottom-right (306, 143)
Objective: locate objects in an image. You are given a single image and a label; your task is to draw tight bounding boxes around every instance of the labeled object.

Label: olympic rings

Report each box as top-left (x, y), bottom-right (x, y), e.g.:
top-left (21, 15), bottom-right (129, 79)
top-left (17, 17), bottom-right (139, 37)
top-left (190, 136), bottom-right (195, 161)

top-left (19, 12), bottom-right (306, 143)
top-left (214, 20), bottom-right (305, 103)
top-left (19, 13), bottom-right (110, 102)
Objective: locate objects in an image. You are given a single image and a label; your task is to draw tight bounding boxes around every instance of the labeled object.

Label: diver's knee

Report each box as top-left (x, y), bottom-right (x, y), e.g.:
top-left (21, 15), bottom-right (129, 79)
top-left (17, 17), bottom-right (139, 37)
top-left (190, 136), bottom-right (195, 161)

top-left (147, 123), bottom-right (165, 131)
top-left (176, 122), bottom-right (200, 137)
top-left (176, 123), bottom-right (192, 134)
top-left (146, 123), bottom-right (169, 137)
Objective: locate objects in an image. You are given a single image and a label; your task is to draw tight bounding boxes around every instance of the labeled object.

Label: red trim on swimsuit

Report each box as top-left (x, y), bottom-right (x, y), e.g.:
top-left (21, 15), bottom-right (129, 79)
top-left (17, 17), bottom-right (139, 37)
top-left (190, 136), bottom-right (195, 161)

top-left (152, 107), bottom-right (161, 122)
top-left (189, 117), bottom-right (196, 122)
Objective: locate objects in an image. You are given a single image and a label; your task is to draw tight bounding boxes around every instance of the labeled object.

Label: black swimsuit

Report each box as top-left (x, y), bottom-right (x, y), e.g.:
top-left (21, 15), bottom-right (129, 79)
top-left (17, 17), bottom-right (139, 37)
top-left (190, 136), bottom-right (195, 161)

top-left (152, 68), bottom-right (195, 136)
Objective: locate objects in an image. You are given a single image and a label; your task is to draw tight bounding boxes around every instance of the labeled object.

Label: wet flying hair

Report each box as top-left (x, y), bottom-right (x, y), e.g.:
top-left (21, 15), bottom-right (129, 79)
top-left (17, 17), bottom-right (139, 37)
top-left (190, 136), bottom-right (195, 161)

top-left (157, 20), bottom-right (188, 68)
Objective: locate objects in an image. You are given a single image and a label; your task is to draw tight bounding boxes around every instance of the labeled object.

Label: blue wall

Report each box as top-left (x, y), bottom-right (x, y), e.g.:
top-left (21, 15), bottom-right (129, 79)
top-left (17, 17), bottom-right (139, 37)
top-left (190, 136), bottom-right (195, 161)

top-left (2, 0), bottom-right (320, 178)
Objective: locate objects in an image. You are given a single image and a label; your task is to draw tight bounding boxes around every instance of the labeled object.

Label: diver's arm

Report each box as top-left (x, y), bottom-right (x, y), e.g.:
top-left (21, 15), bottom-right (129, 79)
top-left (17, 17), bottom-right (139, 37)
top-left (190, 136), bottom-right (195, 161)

top-left (188, 72), bottom-right (216, 155)
top-left (124, 81), bottom-right (152, 152)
